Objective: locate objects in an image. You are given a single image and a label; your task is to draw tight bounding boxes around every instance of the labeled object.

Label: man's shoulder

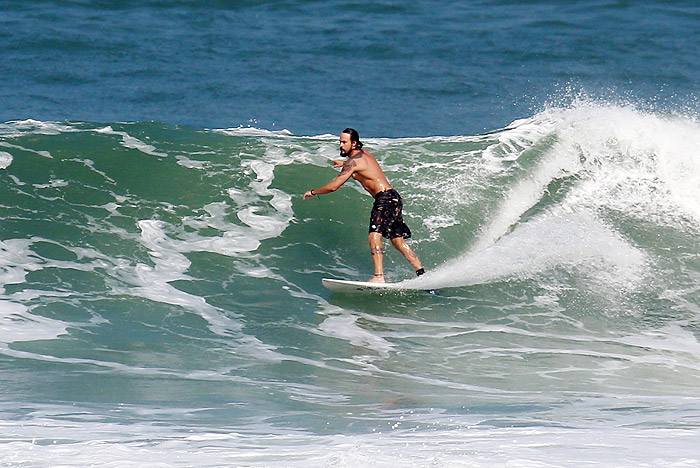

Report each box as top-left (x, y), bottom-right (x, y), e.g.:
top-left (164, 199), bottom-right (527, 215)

top-left (353, 149), bottom-right (376, 163)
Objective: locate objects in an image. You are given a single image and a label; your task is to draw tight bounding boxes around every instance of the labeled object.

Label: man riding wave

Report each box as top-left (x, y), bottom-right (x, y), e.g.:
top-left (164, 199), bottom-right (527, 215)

top-left (304, 128), bottom-right (425, 282)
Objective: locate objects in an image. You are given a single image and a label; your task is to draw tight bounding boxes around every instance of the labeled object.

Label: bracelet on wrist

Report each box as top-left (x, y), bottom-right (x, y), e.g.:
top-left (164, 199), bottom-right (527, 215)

top-left (310, 190), bottom-right (315, 196)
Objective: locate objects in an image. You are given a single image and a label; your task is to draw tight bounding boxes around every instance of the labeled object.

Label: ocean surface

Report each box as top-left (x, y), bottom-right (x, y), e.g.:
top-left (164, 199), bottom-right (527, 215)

top-left (1, 1), bottom-right (700, 467)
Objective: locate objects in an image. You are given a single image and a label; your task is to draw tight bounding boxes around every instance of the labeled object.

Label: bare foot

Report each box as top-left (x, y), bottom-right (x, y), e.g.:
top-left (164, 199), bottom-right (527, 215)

top-left (368, 274), bottom-right (385, 283)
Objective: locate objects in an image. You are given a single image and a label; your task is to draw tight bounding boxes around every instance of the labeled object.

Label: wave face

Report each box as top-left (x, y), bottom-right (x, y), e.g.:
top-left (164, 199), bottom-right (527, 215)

top-left (1, 103), bottom-right (700, 466)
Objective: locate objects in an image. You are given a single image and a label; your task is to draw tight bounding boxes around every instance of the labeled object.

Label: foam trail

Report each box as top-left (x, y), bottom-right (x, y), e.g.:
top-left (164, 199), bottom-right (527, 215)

top-left (0, 301), bottom-right (67, 344)
top-left (95, 126), bottom-right (168, 157)
top-left (472, 147), bottom-right (580, 252)
top-left (0, 141), bottom-right (53, 159)
top-left (413, 209), bottom-right (646, 290)
top-left (317, 313), bottom-right (394, 358)
top-left (128, 219), bottom-right (241, 336)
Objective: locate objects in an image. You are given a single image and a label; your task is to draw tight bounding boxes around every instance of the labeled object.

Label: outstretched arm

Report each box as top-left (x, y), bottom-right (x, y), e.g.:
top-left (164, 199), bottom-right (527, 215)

top-left (303, 159), bottom-right (357, 199)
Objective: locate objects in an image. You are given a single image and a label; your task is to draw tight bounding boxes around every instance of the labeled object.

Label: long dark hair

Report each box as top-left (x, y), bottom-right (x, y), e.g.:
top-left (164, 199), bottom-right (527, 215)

top-left (342, 127), bottom-right (363, 149)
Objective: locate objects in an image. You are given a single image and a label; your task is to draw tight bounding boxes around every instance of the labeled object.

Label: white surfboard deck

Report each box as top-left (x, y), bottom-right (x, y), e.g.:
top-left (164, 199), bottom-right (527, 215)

top-left (322, 277), bottom-right (433, 294)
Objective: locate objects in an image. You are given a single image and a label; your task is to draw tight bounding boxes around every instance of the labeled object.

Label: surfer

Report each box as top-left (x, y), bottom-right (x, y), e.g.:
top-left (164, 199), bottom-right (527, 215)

top-left (303, 128), bottom-right (425, 282)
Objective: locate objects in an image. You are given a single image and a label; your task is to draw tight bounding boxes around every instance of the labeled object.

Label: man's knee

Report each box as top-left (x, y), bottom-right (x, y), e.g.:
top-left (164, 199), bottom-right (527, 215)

top-left (370, 244), bottom-right (384, 256)
top-left (391, 237), bottom-right (406, 248)
top-left (369, 233), bottom-right (384, 255)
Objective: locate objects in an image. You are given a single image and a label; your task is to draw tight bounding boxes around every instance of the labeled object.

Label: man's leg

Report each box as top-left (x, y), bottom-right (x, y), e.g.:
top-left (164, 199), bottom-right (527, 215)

top-left (368, 232), bottom-right (385, 282)
top-left (391, 237), bottom-right (424, 274)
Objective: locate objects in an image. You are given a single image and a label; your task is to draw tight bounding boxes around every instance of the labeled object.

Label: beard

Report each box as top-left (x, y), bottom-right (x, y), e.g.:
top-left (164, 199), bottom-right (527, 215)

top-left (340, 148), bottom-right (350, 157)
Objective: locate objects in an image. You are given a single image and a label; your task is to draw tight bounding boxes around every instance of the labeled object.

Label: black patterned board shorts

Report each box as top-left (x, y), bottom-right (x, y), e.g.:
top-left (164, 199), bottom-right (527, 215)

top-left (369, 189), bottom-right (412, 239)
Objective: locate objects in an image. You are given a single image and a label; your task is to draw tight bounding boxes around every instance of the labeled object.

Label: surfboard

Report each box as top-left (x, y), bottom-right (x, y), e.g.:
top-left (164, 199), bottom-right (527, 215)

top-left (322, 278), bottom-right (437, 294)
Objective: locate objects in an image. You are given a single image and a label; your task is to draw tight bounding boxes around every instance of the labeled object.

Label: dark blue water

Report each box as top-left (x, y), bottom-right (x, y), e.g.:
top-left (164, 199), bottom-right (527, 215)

top-left (2, 1), bottom-right (698, 136)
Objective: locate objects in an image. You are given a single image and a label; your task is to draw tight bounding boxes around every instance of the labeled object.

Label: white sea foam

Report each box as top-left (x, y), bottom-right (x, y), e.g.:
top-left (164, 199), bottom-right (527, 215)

top-left (0, 151), bottom-right (12, 169)
top-left (0, 239), bottom-right (42, 294)
top-left (0, 400), bottom-right (697, 468)
top-left (317, 313), bottom-right (395, 358)
top-left (0, 141), bottom-right (53, 158)
top-left (216, 126), bottom-right (294, 137)
top-left (0, 119), bottom-right (79, 136)
top-left (105, 138), bottom-right (295, 337)
top-left (174, 154), bottom-right (206, 168)
top-left (414, 209), bottom-right (646, 291)
top-left (95, 126), bottom-right (167, 157)
top-left (0, 301), bottom-right (67, 344)
top-left (403, 102), bottom-right (700, 291)
top-left (130, 219), bottom-right (241, 336)
top-left (471, 103), bottom-right (700, 246)
top-left (32, 178), bottom-right (69, 189)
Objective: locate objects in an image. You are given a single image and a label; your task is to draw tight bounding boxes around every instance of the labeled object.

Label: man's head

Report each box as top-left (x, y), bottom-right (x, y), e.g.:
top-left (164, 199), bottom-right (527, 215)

top-left (340, 128), bottom-right (363, 157)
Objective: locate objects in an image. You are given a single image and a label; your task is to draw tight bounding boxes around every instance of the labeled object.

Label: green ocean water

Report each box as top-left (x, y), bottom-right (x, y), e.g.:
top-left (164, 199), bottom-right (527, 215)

top-left (1, 102), bottom-right (700, 466)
